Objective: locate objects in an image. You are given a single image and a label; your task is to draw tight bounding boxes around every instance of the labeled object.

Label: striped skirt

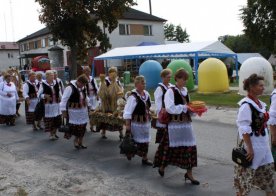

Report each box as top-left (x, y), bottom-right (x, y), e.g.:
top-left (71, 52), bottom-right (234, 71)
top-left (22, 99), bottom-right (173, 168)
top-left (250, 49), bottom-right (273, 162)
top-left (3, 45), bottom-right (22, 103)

top-left (0, 114), bottom-right (16, 125)
top-left (153, 130), bottom-right (197, 169)
top-left (44, 115), bottom-right (62, 132)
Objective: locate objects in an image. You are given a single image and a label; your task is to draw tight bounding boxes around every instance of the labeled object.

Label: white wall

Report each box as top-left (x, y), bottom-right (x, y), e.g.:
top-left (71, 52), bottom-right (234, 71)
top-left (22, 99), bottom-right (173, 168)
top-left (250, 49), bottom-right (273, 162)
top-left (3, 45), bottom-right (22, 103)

top-left (0, 50), bottom-right (20, 71)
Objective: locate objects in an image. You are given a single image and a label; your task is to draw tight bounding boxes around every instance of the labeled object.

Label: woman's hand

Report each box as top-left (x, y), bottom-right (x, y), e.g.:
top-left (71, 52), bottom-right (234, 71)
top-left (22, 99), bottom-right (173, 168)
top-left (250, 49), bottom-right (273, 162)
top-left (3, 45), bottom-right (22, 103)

top-left (246, 147), bottom-right (254, 161)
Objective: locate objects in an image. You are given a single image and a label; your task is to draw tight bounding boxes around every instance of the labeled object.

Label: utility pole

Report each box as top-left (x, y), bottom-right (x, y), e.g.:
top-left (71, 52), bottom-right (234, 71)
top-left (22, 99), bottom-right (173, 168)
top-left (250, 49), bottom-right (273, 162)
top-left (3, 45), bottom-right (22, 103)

top-left (149, 0), bottom-right (152, 15)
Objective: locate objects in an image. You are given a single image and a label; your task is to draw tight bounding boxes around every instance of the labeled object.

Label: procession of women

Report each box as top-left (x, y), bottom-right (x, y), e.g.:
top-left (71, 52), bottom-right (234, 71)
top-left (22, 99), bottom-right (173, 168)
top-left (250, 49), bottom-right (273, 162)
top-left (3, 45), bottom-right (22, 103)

top-left (0, 66), bottom-right (274, 196)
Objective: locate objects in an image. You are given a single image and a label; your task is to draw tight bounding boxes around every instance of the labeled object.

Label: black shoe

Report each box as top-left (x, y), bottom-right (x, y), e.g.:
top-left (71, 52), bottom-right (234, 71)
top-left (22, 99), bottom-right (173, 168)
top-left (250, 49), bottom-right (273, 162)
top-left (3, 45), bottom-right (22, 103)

top-left (127, 155), bottom-right (132, 161)
top-left (74, 144), bottom-right (80, 149)
top-left (184, 173), bottom-right (200, 185)
top-left (54, 134), bottom-right (59, 139)
top-left (101, 135), bottom-right (107, 139)
top-left (79, 144), bottom-right (87, 149)
top-left (142, 159), bottom-right (153, 166)
top-left (158, 168), bottom-right (164, 177)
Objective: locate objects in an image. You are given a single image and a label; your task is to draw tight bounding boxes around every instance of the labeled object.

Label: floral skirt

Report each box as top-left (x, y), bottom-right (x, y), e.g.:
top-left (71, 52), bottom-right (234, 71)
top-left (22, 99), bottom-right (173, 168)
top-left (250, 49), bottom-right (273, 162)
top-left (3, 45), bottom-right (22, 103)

top-left (0, 114), bottom-right (16, 125)
top-left (233, 163), bottom-right (274, 195)
top-left (44, 115), bottom-right (62, 132)
top-left (153, 130), bottom-right (197, 169)
top-left (155, 127), bottom-right (166, 144)
top-left (69, 123), bottom-right (87, 138)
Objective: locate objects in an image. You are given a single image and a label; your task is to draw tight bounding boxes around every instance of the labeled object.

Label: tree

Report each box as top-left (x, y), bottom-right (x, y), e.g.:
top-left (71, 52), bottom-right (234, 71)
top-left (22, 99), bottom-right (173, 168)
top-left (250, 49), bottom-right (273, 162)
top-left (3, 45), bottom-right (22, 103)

top-left (218, 34), bottom-right (271, 58)
top-left (240, 0), bottom-right (276, 53)
top-left (36, 0), bottom-right (136, 79)
top-left (164, 23), bottom-right (189, 43)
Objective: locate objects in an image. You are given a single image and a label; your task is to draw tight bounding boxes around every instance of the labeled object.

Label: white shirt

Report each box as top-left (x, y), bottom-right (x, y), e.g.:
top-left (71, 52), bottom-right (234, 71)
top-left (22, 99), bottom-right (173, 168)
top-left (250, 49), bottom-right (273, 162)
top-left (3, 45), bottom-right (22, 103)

top-left (123, 89), bottom-right (150, 120)
top-left (268, 89), bottom-right (276, 125)
top-left (154, 83), bottom-right (172, 115)
top-left (164, 86), bottom-right (188, 115)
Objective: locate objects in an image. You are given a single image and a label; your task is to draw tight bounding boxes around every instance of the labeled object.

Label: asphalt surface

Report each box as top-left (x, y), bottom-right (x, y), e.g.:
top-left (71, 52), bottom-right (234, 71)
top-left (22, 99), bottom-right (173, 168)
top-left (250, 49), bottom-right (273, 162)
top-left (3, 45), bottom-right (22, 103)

top-left (0, 106), bottom-right (274, 195)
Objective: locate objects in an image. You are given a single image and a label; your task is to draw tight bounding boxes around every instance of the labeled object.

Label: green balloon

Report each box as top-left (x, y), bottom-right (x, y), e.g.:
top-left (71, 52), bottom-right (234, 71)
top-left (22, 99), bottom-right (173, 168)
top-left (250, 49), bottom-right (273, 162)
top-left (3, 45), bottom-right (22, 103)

top-left (167, 60), bottom-right (195, 91)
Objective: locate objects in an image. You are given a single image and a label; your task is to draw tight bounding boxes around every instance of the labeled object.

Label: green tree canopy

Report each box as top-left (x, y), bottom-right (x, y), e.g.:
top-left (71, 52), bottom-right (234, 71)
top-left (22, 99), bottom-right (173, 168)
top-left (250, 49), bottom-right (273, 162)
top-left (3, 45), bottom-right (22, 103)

top-left (36, 0), bottom-right (136, 79)
top-left (164, 23), bottom-right (189, 43)
top-left (240, 0), bottom-right (276, 53)
top-left (218, 34), bottom-right (271, 58)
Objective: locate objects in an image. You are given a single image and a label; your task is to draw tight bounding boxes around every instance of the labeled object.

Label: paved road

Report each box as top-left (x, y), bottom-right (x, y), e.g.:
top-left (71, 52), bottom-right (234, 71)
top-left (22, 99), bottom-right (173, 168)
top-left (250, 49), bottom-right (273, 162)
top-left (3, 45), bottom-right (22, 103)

top-left (0, 109), bottom-right (272, 195)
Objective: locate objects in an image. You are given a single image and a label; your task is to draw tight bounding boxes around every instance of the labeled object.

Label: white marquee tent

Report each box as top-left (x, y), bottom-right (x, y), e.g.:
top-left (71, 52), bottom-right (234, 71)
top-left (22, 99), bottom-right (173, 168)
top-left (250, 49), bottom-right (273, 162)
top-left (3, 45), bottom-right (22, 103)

top-left (94, 41), bottom-right (238, 82)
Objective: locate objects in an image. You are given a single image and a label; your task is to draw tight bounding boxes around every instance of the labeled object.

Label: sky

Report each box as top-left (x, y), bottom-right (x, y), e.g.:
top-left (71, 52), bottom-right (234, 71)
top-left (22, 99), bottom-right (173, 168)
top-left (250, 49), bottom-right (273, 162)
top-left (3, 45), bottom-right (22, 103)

top-left (0, 0), bottom-right (247, 42)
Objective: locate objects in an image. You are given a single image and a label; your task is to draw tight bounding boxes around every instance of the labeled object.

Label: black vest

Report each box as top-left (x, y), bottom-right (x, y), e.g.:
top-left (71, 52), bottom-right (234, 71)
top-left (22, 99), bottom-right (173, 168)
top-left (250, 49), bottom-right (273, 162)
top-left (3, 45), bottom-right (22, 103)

top-left (159, 84), bottom-right (167, 108)
top-left (27, 81), bottom-right (37, 98)
top-left (86, 78), bottom-right (97, 96)
top-left (170, 86), bottom-right (191, 122)
top-left (131, 91), bottom-right (151, 122)
top-left (105, 78), bottom-right (121, 87)
top-left (68, 83), bottom-right (87, 108)
top-left (242, 102), bottom-right (266, 137)
top-left (42, 82), bottom-right (60, 103)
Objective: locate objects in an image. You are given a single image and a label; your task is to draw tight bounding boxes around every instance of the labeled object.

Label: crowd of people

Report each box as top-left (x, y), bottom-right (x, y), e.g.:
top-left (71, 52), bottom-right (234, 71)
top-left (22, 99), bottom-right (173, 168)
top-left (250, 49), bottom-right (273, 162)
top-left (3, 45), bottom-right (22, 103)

top-left (0, 66), bottom-right (275, 195)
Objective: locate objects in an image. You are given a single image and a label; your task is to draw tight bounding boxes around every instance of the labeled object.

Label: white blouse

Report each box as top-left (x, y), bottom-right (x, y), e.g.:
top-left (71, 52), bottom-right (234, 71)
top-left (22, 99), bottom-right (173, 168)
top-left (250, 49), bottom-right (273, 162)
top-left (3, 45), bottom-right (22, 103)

top-left (154, 83), bottom-right (172, 115)
top-left (123, 89), bottom-right (150, 120)
top-left (236, 97), bottom-right (273, 169)
top-left (23, 80), bottom-right (38, 99)
top-left (268, 89), bottom-right (276, 125)
top-left (164, 85), bottom-right (188, 115)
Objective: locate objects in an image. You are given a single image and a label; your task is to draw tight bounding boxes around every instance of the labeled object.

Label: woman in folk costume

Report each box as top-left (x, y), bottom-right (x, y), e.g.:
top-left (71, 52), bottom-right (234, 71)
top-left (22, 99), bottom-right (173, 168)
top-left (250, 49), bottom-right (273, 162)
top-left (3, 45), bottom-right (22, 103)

top-left (60, 74), bottom-right (90, 149)
top-left (38, 70), bottom-right (62, 140)
top-left (154, 68), bottom-right (172, 143)
top-left (23, 71), bottom-right (40, 130)
top-left (34, 72), bottom-right (44, 128)
top-left (98, 67), bottom-right (124, 139)
top-left (9, 68), bottom-right (23, 117)
top-left (82, 66), bottom-right (99, 132)
top-left (234, 74), bottom-right (274, 196)
top-left (153, 68), bottom-right (200, 185)
top-left (123, 76), bottom-right (153, 166)
top-left (268, 86), bottom-right (276, 170)
top-left (53, 70), bottom-right (64, 94)
top-left (0, 72), bottom-right (19, 126)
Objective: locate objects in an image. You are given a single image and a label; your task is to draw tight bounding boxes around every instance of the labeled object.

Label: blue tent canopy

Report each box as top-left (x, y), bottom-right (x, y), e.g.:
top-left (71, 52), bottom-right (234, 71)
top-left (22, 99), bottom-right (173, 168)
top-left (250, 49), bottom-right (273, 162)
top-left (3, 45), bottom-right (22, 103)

top-left (137, 42), bottom-right (160, 46)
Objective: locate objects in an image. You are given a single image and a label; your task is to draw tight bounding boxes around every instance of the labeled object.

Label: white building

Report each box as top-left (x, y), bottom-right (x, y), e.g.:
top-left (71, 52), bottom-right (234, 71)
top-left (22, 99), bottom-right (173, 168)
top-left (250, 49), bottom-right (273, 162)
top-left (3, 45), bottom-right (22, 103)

top-left (0, 42), bottom-right (19, 71)
top-left (17, 8), bottom-right (166, 76)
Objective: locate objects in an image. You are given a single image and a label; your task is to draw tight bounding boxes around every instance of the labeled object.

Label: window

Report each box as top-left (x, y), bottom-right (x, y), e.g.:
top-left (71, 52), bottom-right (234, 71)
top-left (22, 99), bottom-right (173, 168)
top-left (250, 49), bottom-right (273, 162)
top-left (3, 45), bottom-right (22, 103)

top-left (34, 41), bottom-right (38, 49)
top-left (41, 39), bottom-right (46, 48)
top-left (119, 24), bottom-right (130, 35)
top-left (48, 37), bottom-right (54, 46)
top-left (143, 25), bottom-right (152, 36)
top-left (8, 53), bottom-right (10, 58)
top-left (20, 44), bottom-right (24, 52)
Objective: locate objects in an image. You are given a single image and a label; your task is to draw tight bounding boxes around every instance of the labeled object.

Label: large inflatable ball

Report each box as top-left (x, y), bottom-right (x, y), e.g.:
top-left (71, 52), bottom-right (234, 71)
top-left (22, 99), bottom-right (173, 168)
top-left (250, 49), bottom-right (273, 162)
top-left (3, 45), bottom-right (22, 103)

top-left (139, 60), bottom-right (162, 90)
top-left (167, 60), bottom-right (195, 91)
top-left (239, 57), bottom-right (273, 95)
top-left (198, 58), bottom-right (229, 93)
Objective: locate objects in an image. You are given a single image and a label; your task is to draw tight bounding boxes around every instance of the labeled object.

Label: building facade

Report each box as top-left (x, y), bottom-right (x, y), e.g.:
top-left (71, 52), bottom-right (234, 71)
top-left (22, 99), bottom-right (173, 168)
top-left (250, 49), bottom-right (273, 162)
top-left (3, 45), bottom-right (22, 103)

top-left (0, 42), bottom-right (19, 71)
top-left (17, 8), bottom-right (166, 76)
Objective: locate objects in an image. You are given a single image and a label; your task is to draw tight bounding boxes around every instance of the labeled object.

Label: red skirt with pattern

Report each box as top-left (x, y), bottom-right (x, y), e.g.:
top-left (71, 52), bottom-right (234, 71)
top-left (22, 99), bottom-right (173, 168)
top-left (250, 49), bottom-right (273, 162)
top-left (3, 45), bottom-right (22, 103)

top-left (153, 129), bottom-right (197, 169)
top-left (44, 115), bottom-right (62, 132)
top-left (0, 114), bottom-right (16, 124)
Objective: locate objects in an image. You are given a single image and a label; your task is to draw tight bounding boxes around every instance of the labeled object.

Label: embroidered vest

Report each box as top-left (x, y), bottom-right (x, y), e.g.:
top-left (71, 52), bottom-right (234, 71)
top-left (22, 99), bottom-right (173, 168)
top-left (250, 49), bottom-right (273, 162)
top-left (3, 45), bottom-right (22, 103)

top-left (159, 84), bottom-right (167, 108)
top-left (170, 86), bottom-right (191, 123)
top-left (242, 102), bottom-right (266, 137)
top-left (68, 84), bottom-right (87, 108)
top-left (42, 82), bottom-right (60, 103)
top-left (27, 81), bottom-right (37, 99)
top-left (86, 78), bottom-right (97, 96)
top-left (131, 91), bottom-right (151, 122)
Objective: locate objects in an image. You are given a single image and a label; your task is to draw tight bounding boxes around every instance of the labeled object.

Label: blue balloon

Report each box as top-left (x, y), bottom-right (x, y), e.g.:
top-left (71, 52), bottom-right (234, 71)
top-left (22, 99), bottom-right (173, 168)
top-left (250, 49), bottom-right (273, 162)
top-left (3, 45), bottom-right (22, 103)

top-left (139, 60), bottom-right (162, 90)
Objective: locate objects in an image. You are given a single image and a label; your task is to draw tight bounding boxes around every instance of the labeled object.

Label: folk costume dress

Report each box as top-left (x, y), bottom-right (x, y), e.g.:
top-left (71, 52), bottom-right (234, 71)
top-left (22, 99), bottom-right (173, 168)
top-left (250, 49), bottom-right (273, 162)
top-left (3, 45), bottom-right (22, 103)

top-left (60, 80), bottom-right (90, 138)
top-left (234, 97), bottom-right (274, 195)
top-left (268, 89), bottom-right (276, 169)
top-left (38, 80), bottom-right (62, 132)
top-left (23, 80), bottom-right (39, 125)
top-left (123, 89), bottom-right (151, 158)
top-left (0, 81), bottom-right (19, 125)
top-left (86, 76), bottom-right (99, 110)
top-left (153, 86), bottom-right (197, 169)
top-left (154, 82), bottom-right (172, 143)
